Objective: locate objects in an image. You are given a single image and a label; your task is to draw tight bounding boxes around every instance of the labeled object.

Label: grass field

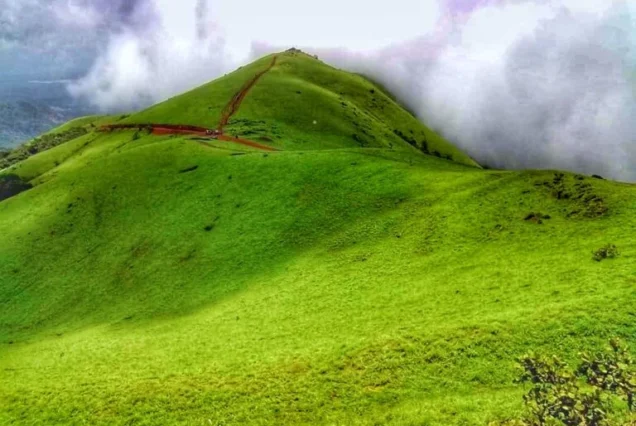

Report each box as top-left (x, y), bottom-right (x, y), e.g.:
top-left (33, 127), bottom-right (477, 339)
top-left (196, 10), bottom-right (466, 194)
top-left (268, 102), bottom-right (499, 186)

top-left (0, 50), bottom-right (634, 425)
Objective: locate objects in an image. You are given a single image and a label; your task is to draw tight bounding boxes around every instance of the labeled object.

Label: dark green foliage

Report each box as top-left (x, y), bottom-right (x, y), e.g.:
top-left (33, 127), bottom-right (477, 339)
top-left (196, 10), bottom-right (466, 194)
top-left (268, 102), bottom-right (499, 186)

top-left (504, 340), bottom-right (634, 425)
top-left (578, 339), bottom-right (635, 410)
top-left (393, 129), bottom-right (430, 154)
top-left (538, 173), bottom-right (608, 218)
top-left (549, 173), bottom-right (572, 200)
top-left (517, 355), bottom-right (607, 425)
top-left (0, 127), bottom-right (88, 170)
top-left (0, 174), bottom-right (32, 201)
top-left (421, 137), bottom-right (430, 155)
top-left (593, 244), bottom-right (619, 262)
top-left (352, 133), bottom-right (367, 147)
top-left (525, 212), bottom-right (552, 224)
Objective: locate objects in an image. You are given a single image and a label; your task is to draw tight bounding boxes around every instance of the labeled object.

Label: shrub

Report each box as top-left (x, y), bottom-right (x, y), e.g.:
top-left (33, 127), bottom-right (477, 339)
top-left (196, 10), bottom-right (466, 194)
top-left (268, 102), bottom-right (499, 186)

top-left (593, 244), bottom-right (619, 262)
top-left (524, 212), bottom-right (552, 225)
top-left (538, 173), bottom-right (608, 218)
top-left (497, 340), bottom-right (634, 425)
top-left (578, 339), bottom-right (634, 411)
top-left (517, 354), bottom-right (607, 425)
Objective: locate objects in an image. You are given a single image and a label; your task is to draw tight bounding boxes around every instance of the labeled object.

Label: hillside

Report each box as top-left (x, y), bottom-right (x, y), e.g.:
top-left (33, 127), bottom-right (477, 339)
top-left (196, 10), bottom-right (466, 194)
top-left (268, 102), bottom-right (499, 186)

top-left (123, 50), bottom-right (476, 164)
top-left (0, 114), bottom-right (119, 175)
top-left (0, 50), bottom-right (634, 425)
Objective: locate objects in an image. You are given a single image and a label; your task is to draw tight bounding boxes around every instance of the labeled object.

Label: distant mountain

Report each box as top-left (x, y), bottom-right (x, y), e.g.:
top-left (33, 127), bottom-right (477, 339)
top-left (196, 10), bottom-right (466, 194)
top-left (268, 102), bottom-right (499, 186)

top-left (0, 101), bottom-right (75, 148)
top-left (0, 79), bottom-right (94, 148)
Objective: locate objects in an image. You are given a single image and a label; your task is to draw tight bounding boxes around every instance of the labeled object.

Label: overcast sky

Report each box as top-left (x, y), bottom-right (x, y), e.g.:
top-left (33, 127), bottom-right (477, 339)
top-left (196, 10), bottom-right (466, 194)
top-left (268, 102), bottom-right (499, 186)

top-left (1, 0), bottom-right (635, 180)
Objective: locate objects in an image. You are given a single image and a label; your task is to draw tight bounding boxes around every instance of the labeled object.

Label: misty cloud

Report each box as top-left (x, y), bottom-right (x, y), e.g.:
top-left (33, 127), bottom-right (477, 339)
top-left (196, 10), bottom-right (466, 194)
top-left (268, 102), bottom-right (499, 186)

top-left (66, 0), bottom-right (442, 111)
top-left (68, 0), bottom-right (233, 111)
top-left (0, 0), bottom-right (147, 49)
top-left (317, 1), bottom-right (636, 181)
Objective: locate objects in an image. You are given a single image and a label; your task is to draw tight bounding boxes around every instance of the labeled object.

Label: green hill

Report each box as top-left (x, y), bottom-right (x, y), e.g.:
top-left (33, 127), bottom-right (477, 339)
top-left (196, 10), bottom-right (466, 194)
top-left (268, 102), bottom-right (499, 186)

top-left (0, 51), bottom-right (634, 425)
top-left (124, 50), bottom-right (476, 164)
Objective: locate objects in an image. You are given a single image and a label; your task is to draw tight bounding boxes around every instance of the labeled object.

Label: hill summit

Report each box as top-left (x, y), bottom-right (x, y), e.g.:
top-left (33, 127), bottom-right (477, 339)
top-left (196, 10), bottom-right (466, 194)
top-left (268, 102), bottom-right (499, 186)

top-left (121, 49), bottom-right (477, 165)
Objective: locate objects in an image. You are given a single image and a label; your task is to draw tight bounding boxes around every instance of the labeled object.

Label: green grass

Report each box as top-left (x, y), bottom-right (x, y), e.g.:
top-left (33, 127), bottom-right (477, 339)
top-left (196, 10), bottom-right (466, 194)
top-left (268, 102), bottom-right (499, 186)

top-left (0, 51), bottom-right (634, 425)
top-left (123, 50), bottom-right (476, 166)
top-left (0, 115), bottom-right (122, 174)
top-left (122, 55), bottom-right (278, 129)
top-left (44, 115), bottom-right (116, 135)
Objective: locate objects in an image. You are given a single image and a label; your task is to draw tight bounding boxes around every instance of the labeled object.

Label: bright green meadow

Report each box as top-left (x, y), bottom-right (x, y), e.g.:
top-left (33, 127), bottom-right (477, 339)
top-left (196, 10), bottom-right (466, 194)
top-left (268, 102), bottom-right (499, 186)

top-left (0, 50), bottom-right (634, 425)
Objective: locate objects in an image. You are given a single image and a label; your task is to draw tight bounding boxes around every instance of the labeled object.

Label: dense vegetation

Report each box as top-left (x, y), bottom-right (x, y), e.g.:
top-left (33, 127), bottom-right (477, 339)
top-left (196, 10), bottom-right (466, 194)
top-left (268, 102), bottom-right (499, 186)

top-left (0, 50), bottom-right (634, 425)
top-left (0, 115), bottom-right (117, 172)
top-left (495, 340), bottom-right (634, 425)
top-left (0, 126), bottom-right (87, 170)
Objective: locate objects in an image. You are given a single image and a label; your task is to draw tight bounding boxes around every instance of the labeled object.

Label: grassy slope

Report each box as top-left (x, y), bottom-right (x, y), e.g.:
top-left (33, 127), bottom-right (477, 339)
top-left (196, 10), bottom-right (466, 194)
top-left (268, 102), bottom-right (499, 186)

top-left (1, 131), bottom-right (634, 425)
top-left (44, 115), bottom-right (115, 135)
top-left (0, 115), bottom-right (121, 176)
top-left (123, 51), bottom-right (476, 166)
top-left (122, 55), bottom-right (278, 129)
top-left (0, 53), bottom-right (635, 425)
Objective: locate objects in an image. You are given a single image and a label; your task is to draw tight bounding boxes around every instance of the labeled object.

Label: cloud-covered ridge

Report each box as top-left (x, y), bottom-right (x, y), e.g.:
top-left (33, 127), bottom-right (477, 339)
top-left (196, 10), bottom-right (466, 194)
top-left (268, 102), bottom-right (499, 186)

top-left (317, 0), bottom-right (636, 181)
top-left (7, 0), bottom-right (632, 180)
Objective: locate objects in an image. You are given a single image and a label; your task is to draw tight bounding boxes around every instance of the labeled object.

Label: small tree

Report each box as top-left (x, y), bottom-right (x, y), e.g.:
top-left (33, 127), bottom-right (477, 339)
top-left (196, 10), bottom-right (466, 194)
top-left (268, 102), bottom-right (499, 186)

top-left (517, 355), bottom-right (607, 425)
top-left (501, 340), bottom-right (635, 425)
top-left (578, 339), bottom-right (634, 411)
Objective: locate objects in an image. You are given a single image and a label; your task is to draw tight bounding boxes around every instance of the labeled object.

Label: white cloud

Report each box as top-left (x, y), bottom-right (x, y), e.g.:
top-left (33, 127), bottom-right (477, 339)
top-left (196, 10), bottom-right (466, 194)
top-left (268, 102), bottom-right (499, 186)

top-left (319, 0), bottom-right (636, 180)
top-left (52, 0), bottom-right (102, 29)
top-left (69, 0), bottom-right (232, 111)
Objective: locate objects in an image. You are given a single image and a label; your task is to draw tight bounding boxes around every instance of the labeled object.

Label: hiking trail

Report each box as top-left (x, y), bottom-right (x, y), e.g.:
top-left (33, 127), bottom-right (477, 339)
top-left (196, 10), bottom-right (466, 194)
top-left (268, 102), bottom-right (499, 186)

top-left (101, 56), bottom-right (279, 152)
top-left (217, 56), bottom-right (278, 132)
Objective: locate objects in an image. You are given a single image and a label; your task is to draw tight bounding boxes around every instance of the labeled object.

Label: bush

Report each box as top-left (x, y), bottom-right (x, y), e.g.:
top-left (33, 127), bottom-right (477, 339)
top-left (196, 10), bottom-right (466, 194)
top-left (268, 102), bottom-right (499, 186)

top-left (578, 339), bottom-right (635, 411)
top-left (538, 173), bottom-right (608, 218)
top-left (593, 244), bottom-right (619, 262)
top-left (524, 212), bottom-right (552, 224)
top-left (497, 340), bottom-right (634, 425)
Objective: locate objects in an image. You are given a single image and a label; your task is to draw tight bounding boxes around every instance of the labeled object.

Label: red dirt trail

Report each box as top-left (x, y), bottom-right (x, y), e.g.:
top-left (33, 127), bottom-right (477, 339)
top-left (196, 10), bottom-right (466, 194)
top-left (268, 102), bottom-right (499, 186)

top-left (217, 135), bottom-right (277, 152)
top-left (101, 123), bottom-right (210, 136)
top-left (100, 56), bottom-right (279, 152)
top-left (217, 56), bottom-right (278, 131)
